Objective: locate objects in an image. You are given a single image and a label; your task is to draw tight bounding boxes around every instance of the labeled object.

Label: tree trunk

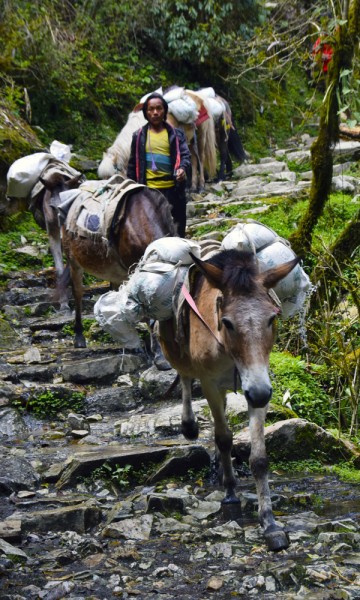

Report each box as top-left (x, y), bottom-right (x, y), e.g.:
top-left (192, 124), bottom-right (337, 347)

top-left (289, 0), bottom-right (360, 258)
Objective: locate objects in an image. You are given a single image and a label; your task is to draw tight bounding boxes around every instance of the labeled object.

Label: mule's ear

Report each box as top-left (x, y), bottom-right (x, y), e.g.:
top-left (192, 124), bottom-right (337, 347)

top-left (39, 176), bottom-right (51, 189)
top-left (133, 103), bottom-right (143, 113)
top-left (189, 252), bottom-right (223, 287)
top-left (260, 257), bottom-right (300, 290)
top-left (67, 174), bottom-right (83, 189)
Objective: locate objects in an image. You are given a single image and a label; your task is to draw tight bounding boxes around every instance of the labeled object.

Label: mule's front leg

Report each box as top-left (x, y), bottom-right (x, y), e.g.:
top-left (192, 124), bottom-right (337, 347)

top-left (202, 382), bottom-right (238, 504)
top-left (248, 406), bottom-right (290, 551)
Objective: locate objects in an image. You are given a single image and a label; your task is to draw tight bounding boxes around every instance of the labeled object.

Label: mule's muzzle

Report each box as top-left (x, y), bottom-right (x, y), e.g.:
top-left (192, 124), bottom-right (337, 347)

top-left (245, 384), bottom-right (272, 408)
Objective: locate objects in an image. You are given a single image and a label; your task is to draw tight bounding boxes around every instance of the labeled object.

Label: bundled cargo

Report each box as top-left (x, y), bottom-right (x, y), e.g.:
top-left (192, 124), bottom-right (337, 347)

top-left (221, 220), bottom-right (312, 318)
top-left (6, 152), bottom-right (52, 198)
top-left (94, 238), bottom-right (201, 347)
top-left (167, 94), bottom-right (199, 124)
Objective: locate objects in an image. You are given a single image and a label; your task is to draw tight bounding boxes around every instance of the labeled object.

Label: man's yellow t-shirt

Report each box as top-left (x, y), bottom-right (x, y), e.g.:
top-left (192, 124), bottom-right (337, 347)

top-left (145, 129), bottom-right (174, 189)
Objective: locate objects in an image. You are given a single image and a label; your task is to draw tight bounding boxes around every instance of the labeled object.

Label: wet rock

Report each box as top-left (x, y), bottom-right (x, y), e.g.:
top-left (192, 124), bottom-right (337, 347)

top-left (18, 499), bottom-right (102, 534)
top-left (56, 445), bottom-right (169, 489)
top-left (233, 161), bottom-right (287, 178)
top-left (148, 446), bottom-right (210, 483)
top-left (67, 412), bottom-right (90, 432)
top-left (0, 519), bottom-right (21, 541)
top-left (0, 454), bottom-right (39, 495)
top-left (0, 538), bottom-right (28, 561)
top-left (0, 407), bottom-right (29, 441)
top-left (102, 514), bottom-right (153, 540)
top-left (138, 365), bottom-right (179, 401)
top-left (85, 384), bottom-right (142, 414)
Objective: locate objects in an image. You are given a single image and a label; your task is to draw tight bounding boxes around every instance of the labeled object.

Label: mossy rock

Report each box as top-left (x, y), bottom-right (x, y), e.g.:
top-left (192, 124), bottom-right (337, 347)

top-left (0, 103), bottom-right (45, 178)
top-left (233, 418), bottom-right (360, 466)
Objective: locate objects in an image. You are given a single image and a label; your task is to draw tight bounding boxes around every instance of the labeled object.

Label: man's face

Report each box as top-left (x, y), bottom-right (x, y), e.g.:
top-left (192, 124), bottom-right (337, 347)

top-left (146, 98), bottom-right (165, 127)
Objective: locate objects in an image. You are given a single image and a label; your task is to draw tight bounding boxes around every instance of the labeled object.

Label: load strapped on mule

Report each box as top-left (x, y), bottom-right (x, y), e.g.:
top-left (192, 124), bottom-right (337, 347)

top-left (94, 221), bottom-right (312, 348)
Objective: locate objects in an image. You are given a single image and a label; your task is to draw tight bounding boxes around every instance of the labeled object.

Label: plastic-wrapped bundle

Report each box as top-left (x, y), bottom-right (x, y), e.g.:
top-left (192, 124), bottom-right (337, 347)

top-left (6, 152), bottom-right (52, 198)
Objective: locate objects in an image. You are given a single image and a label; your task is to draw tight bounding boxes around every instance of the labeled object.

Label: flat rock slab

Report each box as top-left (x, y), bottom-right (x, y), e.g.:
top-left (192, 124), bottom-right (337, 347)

top-left (56, 445), bottom-right (171, 489)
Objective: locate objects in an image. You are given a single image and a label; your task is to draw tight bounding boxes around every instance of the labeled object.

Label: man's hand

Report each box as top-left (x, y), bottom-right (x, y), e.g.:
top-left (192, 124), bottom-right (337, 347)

top-left (175, 168), bottom-right (186, 182)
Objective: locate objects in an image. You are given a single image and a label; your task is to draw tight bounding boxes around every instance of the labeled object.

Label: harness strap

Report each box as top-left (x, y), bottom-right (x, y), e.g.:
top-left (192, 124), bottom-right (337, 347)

top-left (181, 283), bottom-right (224, 349)
top-left (170, 125), bottom-right (181, 173)
top-left (135, 128), bottom-right (142, 182)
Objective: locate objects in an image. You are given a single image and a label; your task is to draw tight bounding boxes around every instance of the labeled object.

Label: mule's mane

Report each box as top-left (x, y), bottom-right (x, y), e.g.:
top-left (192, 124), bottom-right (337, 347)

top-left (208, 249), bottom-right (258, 293)
top-left (43, 172), bottom-right (68, 187)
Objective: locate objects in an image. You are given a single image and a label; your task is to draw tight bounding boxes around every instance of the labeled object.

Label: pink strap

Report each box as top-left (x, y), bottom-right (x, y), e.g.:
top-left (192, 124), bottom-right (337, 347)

top-left (135, 128), bottom-right (142, 181)
top-left (181, 283), bottom-right (224, 349)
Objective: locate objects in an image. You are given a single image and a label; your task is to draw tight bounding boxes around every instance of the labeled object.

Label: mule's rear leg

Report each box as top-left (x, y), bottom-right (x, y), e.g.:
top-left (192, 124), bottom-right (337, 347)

top-left (69, 261), bottom-right (86, 348)
top-left (180, 376), bottom-right (199, 440)
top-left (43, 198), bottom-right (70, 313)
top-left (248, 406), bottom-right (290, 551)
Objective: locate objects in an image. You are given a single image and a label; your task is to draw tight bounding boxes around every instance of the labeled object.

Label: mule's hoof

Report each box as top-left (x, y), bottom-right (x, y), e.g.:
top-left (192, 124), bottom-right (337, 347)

top-left (74, 336), bottom-right (86, 348)
top-left (154, 354), bottom-right (172, 371)
top-left (181, 420), bottom-right (199, 441)
top-left (264, 526), bottom-right (290, 552)
top-left (58, 305), bottom-right (71, 315)
top-left (222, 494), bottom-right (240, 505)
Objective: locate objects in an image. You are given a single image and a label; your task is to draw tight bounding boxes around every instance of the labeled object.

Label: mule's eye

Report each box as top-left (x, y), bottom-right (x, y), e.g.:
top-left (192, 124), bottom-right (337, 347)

top-left (222, 317), bottom-right (235, 331)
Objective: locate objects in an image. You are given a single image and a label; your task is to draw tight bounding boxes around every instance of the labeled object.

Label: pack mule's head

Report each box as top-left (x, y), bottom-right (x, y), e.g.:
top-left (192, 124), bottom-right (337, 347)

top-left (190, 250), bottom-right (300, 409)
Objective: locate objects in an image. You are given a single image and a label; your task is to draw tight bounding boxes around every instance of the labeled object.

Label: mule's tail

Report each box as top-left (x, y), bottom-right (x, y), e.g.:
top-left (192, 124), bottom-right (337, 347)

top-left (228, 125), bottom-right (247, 163)
top-left (201, 98), bottom-right (217, 179)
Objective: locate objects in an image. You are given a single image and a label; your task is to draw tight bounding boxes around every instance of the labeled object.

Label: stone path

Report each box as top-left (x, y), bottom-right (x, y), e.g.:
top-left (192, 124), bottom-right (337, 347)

top-left (0, 138), bottom-right (360, 599)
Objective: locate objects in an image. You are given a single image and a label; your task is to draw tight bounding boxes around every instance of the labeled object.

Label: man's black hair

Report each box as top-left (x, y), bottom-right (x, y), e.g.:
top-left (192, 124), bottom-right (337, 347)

top-left (142, 93), bottom-right (168, 121)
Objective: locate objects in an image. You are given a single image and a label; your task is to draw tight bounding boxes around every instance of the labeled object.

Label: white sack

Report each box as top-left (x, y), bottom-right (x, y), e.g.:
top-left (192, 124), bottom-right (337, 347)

top-left (94, 290), bottom-right (141, 348)
top-left (6, 152), bottom-right (52, 198)
top-left (221, 221), bottom-right (312, 319)
top-left (197, 87), bottom-right (216, 98)
top-left (206, 97), bottom-right (225, 121)
top-left (141, 237), bottom-right (201, 266)
top-left (221, 221), bottom-right (279, 253)
top-left (257, 242), bottom-right (311, 318)
top-left (167, 97), bottom-right (198, 124)
top-left (163, 87), bottom-right (185, 103)
top-left (94, 237), bottom-right (199, 346)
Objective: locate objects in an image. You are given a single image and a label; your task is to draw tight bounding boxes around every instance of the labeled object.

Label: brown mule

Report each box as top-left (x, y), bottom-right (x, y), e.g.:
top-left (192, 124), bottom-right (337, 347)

top-left (59, 185), bottom-right (176, 348)
top-left (159, 249), bottom-right (299, 551)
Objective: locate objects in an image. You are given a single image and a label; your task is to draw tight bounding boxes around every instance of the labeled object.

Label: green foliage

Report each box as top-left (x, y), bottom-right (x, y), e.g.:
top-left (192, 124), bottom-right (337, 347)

top-left (0, 213), bottom-right (53, 272)
top-left (269, 352), bottom-right (336, 427)
top-left (92, 462), bottom-right (133, 491)
top-left (271, 458), bottom-right (324, 474)
top-left (12, 389), bottom-right (85, 418)
top-left (149, 0), bottom-right (259, 64)
top-left (272, 458), bottom-right (360, 483)
top-left (326, 461), bottom-right (360, 483)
